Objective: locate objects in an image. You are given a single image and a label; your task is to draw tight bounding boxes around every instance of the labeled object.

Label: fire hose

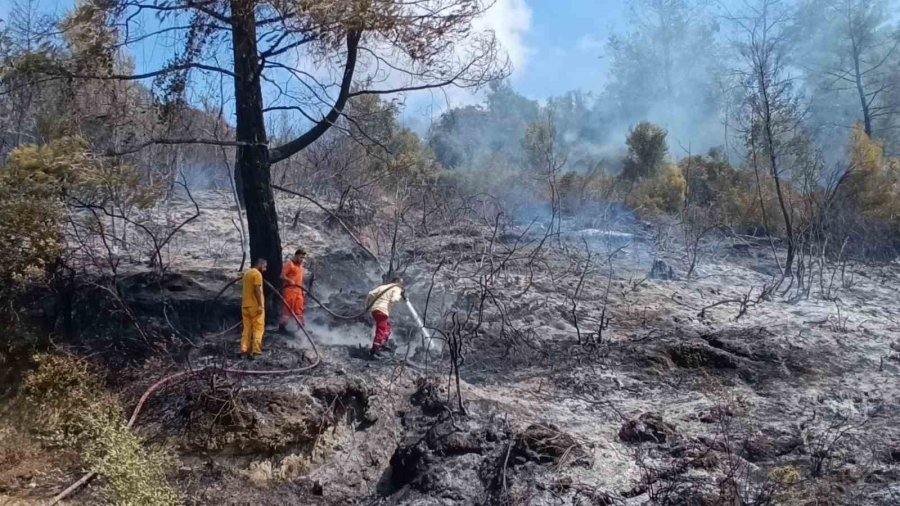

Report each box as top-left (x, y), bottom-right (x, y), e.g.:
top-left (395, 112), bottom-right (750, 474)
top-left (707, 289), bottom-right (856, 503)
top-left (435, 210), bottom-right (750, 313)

top-left (291, 282), bottom-right (436, 352)
top-left (48, 278), bottom-right (320, 505)
top-left (49, 276), bottom-right (444, 503)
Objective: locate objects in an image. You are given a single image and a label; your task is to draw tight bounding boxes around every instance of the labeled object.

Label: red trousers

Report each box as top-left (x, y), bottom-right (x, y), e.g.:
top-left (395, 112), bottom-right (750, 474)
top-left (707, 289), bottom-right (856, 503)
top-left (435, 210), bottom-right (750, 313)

top-left (372, 311), bottom-right (391, 351)
top-left (279, 287), bottom-right (305, 327)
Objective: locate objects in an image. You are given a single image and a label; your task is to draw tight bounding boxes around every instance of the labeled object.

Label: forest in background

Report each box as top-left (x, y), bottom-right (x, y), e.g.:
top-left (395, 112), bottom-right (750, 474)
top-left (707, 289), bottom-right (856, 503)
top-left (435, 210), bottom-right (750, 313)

top-left (3, 0), bottom-right (900, 319)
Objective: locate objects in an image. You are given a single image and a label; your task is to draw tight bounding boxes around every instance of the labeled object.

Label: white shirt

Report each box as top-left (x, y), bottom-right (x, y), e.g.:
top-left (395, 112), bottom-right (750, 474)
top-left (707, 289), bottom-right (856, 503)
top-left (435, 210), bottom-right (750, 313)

top-left (367, 283), bottom-right (403, 315)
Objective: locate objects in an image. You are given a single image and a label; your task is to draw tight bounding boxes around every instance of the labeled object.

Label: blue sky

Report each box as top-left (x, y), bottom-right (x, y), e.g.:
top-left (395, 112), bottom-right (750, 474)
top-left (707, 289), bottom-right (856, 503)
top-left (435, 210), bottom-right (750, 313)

top-left (397, 0), bottom-right (632, 126)
top-left (0, 0), bottom-right (644, 127)
top-left (0, 0), bottom-right (628, 97)
top-left (509, 0), bottom-right (628, 99)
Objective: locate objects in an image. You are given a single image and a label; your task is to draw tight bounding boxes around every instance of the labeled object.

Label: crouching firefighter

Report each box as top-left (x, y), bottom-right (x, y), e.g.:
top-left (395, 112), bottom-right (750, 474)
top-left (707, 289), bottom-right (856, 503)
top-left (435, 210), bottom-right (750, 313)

top-left (241, 258), bottom-right (267, 358)
top-left (279, 247), bottom-right (307, 332)
top-left (366, 277), bottom-right (406, 359)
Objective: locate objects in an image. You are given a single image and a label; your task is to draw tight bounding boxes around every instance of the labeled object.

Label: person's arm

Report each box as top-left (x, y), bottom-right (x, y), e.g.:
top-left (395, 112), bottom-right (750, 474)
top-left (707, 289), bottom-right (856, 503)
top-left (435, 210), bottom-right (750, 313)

top-left (254, 273), bottom-right (264, 313)
top-left (365, 286), bottom-right (377, 308)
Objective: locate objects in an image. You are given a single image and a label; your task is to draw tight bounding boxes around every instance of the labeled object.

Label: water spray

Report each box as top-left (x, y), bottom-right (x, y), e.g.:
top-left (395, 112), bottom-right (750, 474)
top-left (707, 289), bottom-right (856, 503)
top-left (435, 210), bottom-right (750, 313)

top-left (404, 297), bottom-right (437, 352)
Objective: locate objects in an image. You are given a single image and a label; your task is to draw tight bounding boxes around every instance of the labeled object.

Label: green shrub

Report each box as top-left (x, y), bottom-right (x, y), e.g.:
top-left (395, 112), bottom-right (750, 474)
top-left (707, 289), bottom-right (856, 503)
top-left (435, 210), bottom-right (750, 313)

top-left (627, 164), bottom-right (686, 216)
top-left (0, 137), bottom-right (163, 290)
top-left (25, 354), bottom-right (179, 505)
top-left (622, 122), bottom-right (668, 181)
top-left (81, 410), bottom-right (179, 506)
top-left (0, 138), bottom-right (80, 287)
top-left (843, 124), bottom-right (900, 221)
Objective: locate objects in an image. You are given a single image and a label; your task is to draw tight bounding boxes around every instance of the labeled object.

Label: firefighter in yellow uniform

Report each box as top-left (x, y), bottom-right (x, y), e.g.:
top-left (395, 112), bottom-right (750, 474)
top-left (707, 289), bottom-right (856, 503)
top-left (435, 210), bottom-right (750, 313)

top-left (241, 258), bottom-right (267, 357)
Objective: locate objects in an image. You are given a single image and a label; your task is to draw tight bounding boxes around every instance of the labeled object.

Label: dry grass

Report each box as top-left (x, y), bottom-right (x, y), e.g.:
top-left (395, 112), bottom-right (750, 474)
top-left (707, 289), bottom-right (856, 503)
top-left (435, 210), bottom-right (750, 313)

top-left (0, 416), bottom-right (80, 502)
top-left (243, 454), bottom-right (312, 486)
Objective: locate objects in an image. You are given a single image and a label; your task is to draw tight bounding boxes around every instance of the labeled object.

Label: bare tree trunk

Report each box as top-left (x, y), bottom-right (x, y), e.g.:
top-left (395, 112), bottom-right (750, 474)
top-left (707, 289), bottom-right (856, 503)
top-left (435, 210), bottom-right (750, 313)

top-left (757, 56), bottom-right (795, 273)
top-left (766, 131), bottom-right (795, 273)
top-left (750, 133), bottom-right (783, 274)
top-left (851, 39), bottom-right (873, 136)
top-left (231, 0), bottom-right (282, 293)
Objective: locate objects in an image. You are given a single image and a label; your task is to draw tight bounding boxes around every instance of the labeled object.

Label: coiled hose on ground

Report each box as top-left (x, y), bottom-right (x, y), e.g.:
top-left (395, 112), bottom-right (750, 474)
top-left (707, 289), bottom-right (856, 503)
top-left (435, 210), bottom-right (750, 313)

top-left (50, 270), bottom-right (431, 504)
top-left (49, 278), bottom-right (321, 505)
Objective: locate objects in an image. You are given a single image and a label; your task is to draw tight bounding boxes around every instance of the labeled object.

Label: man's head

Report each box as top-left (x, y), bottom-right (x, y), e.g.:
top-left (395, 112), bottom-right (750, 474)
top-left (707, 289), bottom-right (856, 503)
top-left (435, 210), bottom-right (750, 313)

top-left (293, 247), bottom-right (307, 264)
top-left (391, 276), bottom-right (403, 286)
top-left (254, 258), bottom-right (268, 272)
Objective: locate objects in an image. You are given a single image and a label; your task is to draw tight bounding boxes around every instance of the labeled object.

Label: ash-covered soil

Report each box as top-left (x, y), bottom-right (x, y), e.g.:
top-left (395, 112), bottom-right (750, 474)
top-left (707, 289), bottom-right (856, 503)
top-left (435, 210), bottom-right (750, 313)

top-left (6, 191), bottom-right (900, 505)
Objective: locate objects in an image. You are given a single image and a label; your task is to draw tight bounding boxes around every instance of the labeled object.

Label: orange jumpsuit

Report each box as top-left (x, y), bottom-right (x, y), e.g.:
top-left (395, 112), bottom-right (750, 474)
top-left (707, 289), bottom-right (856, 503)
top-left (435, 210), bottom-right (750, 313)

top-left (279, 260), bottom-right (305, 327)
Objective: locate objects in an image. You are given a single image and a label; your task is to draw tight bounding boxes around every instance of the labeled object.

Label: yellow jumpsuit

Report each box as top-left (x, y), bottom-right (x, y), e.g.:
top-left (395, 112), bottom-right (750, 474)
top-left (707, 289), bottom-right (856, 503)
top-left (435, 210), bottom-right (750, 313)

top-left (241, 268), bottom-right (265, 355)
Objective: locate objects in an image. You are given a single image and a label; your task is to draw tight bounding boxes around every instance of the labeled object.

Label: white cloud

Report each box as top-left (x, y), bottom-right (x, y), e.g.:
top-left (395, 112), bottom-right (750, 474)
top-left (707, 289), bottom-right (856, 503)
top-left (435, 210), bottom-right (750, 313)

top-left (473, 0), bottom-right (533, 76)
top-left (279, 0), bottom-right (534, 125)
top-left (396, 0), bottom-right (533, 117)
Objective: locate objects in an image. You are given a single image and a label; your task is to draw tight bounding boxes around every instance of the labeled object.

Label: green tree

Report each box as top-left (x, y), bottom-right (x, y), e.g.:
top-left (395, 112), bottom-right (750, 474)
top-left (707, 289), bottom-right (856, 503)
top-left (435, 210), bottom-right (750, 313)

top-left (622, 122), bottom-right (668, 181)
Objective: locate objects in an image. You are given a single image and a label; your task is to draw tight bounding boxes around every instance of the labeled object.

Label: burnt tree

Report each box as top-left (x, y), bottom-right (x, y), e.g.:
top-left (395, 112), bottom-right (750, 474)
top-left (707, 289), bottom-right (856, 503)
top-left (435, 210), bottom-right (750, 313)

top-left (734, 0), bottom-right (803, 273)
top-left (54, 0), bottom-right (506, 292)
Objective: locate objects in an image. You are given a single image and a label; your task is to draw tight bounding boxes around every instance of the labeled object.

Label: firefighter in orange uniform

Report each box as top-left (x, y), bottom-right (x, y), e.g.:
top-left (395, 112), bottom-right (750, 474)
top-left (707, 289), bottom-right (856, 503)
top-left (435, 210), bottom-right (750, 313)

top-left (278, 248), bottom-right (307, 332)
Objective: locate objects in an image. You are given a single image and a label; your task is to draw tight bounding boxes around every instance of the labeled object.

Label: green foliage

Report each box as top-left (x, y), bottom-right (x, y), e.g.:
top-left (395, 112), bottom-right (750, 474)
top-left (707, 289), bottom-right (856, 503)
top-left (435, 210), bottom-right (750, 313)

top-left (622, 122), bottom-right (668, 181)
top-left (428, 81), bottom-right (540, 169)
top-left (0, 137), bottom-right (163, 289)
top-left (627, 164), bottom-right (686, 216)
top-left (60, 0), bottom-right (118, 74)
top-left (24, 354), bottom-right (120, 445)
top-left (82, 411), bottom-right (179, 506)
top-left (76, 156), bottom-right (165, 210)
top-left (523, 116), bottom-right (559, 174)
top-left (0, 138), bottom-right (83, 287)
top-left (0, 137), bottom-right (161, 289)
top-left (25, 354), bottom-right (179, 506)
top-left (557, 167), bottom-right (616, 215)
top-left (348, 95), bottom-right (438, 186)
top-left (347, 94), bottom-right (400, 144)
top-left (769, 465), bottom-right (802, 485)
top-left (383, 128), bottom-right (438, 184)
top-left (681, 150), bottom-right (737, 207)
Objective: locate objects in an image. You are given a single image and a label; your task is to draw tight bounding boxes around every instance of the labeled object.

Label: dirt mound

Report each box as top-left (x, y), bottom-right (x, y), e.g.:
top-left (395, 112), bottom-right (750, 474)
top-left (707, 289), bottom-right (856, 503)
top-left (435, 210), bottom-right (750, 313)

top-left (156, 376), bottom-right (376, 456)
top-left (624, 326), bottom-right (819, 385)
top-left (379, 379), bottom-right (611, 505)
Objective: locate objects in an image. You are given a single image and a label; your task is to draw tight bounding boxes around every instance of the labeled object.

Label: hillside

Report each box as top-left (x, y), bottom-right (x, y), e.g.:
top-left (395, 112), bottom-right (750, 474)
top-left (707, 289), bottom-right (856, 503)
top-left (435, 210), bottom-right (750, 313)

top-left (2, 190), bottom-right (898, 505)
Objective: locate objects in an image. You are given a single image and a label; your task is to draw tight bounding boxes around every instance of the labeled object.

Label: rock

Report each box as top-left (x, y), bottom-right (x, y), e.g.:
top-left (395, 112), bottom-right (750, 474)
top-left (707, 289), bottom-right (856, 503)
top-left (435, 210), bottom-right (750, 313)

top-left (310, 378), bottom-right (377, 426)
top-left (887, 443), bottom-right (900, 463)
top-left (389, 438), bottom-right (430, 489)
top-left (619, 412), bottom-right (677, 444)
top-left (388, 417), bottom-right (495, 497)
